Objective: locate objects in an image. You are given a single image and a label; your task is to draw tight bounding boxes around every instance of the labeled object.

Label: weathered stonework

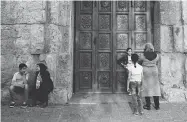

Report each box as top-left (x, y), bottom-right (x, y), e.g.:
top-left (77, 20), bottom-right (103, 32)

top-left (185, 56), bottom-right (187, 88)
top-left (1, 1), bottom-right (186, 104)
top-left (184, 25), bottom-right (187, 52)
top-left (160, 53), bottom-right (185, 87)
top-left (173, 26), bottom-right (184, 52)
top-left (1, 1), bottom-right (74, 105)
top-left (1, 1), bottom-right (46, 24)
top-left (160, 25), bottom-right (173, 52)
top-left (156, 1), bottom-right (187, 102)
top-left (182, 1), bottom-right (187, 25)
top-left (160, 1), bottom-right (182, 25)
top-left (50, 1), bottom-right (71, 26)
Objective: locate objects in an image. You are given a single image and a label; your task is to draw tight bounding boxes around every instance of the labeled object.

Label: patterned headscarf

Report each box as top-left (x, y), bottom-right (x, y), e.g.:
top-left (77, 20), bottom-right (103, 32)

top-left (144, 43), bottom-right (154, 52)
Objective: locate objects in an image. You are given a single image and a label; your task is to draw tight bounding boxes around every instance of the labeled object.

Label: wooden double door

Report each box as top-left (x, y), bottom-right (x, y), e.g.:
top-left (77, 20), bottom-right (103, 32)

top-left (74, 1), bottom-right (152, 93)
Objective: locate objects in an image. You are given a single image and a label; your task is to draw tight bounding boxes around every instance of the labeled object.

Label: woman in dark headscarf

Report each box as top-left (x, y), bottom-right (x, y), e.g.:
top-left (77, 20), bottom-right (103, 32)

top-left (139, 43), bottom-right (161, 110)
top-left (32, 63), bottom-right (54, 108)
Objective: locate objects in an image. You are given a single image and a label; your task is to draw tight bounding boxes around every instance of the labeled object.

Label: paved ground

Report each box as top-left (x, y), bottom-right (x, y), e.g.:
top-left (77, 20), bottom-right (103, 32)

top-left (1, 94), bottom-right (187, 122)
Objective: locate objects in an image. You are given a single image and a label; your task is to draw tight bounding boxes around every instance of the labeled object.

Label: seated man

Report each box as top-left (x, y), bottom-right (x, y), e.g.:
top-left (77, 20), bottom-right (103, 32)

top-left (9, 63), bottom-right (29, 108)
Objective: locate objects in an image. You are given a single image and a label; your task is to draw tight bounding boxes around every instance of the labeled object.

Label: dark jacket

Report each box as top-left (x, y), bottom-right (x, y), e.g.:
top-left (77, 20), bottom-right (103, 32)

top-left (117, 52), bottom-right (129, 66)
top-left (35, 71), bottom-right (54, 93)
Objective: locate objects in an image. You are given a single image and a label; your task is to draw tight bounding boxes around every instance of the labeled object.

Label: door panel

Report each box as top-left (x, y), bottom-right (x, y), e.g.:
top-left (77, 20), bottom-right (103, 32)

top-left (75, 1), bottom-right (151, 93)
top-left (114, 1), bottom-right (132, 92)
top-left (132, 1), bottom-right (151, 51)
top-left (75, 1), bottom-right (95, 92)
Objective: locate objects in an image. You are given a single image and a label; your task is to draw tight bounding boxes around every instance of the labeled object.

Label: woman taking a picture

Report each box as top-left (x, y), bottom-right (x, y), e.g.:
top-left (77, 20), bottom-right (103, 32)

top-left (139, 43), bottom-right (161, 110)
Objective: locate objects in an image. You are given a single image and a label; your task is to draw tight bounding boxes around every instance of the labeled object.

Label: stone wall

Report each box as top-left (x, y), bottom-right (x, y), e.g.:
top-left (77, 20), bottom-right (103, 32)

top-left (1, 1), bottom-right (74, 104)
top-left (154, 1), bottom-right (187, 102)
top-left (2, 1), bottom-right (187, 104)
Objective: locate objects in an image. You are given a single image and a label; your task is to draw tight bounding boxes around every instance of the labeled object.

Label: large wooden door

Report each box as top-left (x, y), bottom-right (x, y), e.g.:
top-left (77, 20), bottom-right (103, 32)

top-left (74, 1), bottom-right (151, 93)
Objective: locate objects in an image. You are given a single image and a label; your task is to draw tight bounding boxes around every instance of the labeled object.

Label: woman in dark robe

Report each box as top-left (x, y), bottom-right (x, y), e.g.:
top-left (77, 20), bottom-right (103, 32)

top-left (31, 63), bottom-right (54, 108)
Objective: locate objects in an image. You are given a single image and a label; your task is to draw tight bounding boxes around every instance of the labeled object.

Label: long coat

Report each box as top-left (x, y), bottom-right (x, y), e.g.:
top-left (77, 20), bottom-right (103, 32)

top-left (140, 54), bottom-right (161, 97)
top-left (30, 70), bottom-right (54, 103)
top-left (35, 71), bottom-right (54, 94)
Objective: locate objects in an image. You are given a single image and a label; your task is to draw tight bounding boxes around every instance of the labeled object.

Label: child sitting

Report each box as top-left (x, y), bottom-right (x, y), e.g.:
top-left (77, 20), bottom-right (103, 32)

top-left (9, 63), bottom-right (29, 108)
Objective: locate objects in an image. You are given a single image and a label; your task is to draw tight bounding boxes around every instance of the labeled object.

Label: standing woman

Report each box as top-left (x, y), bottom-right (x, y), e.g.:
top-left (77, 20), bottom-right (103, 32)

top-left (33, 63), bottom-right (54, 108)
top-left (117, 48), bottom-right (133, 95)
top-left (140, 43), bottom-right (161, 110)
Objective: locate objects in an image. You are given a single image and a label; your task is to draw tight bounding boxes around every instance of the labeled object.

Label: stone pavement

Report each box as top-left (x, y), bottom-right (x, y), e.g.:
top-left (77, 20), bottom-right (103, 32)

top-left (1, 94), bottom-right (187, 122)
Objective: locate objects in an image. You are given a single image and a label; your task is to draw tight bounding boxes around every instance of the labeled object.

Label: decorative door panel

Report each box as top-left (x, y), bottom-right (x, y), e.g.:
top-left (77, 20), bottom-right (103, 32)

top-left (79, 71), bottom-right (92, 89)
top-left (115, 1), bottom-right (132, 92)
top-left (75, 1), bottom-right (151, 93)
top-left (96, 1), bottom-right (113, 92)
top-left (132, 1), bottom-right (151, 51)
top-left (75, 1), bottom-right (95, 92)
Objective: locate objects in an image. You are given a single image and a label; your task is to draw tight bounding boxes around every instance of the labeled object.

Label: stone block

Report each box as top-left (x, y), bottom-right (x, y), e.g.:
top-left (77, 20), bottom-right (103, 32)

top-left (1, 25), bottom-right (18, 55)
top-left (46, 24), bottom-right (71, 53)
top-left (56, 71), bottom-right (71, 87)
top-left (46, 24), bottom-right (62, 54)
top-left (14, 24), bottom-right (44, 55)
top-left (1, 54), bottom-right (17, 71)
top-left (1, 39), bottom-right (17, 55)
top-left (161, 87), bottom-right (186, 102)
top-left (160, 53), bottom-right (185, 87)
top-left (1, 1), bottom-right (46, 24)
top-left (1, 70), bottom-right (14, 88)
top-left (49, 88), bottom-right (68, 104)
top-left (160, 1), bottom-right (182, 25)
top-left (185, 56), bottom-right (187, 86)
top-left (153, 24), bottom-right (160, 52)
top-left (160, 25), bottom-right (173, 52)
top-left (182, 1), bottom-right (187, 24)
top-left (1, 88), bottom-right (10, 105)
top-left (29, 25), bottom-right (45, 53)
top-left (49, 1), bottom-right (72, 26)
top-left (184, 25), bottom-right (187, 52)
top-left (59, 27), bottom-right (70, 53)
top-left (45, 54), bottom-right (57, 86)
top-left (16, 54), bottom-right (33, 67)
top-left (173, 26), bottom-right (184, 52)
top-left (57, 53), bottom-right (71, 70)
top-left (26, 55), bottom-right (40, 70)
top-left (1, 25), bottom-right (18, 40)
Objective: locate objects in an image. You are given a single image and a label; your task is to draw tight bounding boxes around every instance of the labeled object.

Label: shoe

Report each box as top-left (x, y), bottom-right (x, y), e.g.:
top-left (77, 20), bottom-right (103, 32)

top-left (139, 111), bottom-right (144, 115)
top-left (133, 111), bottom-right (139, 115)
top-left (143, 105), bottom-right (151, 110)
top-left (154, 106), bottom-right (160, 110)
top-left (40, 102), bottom-right (48, 108)
top-left (28, 104), bottom-right (35, 107)
top-left (9, 102), bottom-right (15, 108)
top-left (21, 102), bottom-right (28, 108)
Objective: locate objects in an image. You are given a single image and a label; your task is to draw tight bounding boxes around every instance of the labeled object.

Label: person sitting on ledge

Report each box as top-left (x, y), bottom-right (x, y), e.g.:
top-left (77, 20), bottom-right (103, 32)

top-left (31, 63), bottom-right (54, 108)
top-left (9, 63), bottom-right (29, 108)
